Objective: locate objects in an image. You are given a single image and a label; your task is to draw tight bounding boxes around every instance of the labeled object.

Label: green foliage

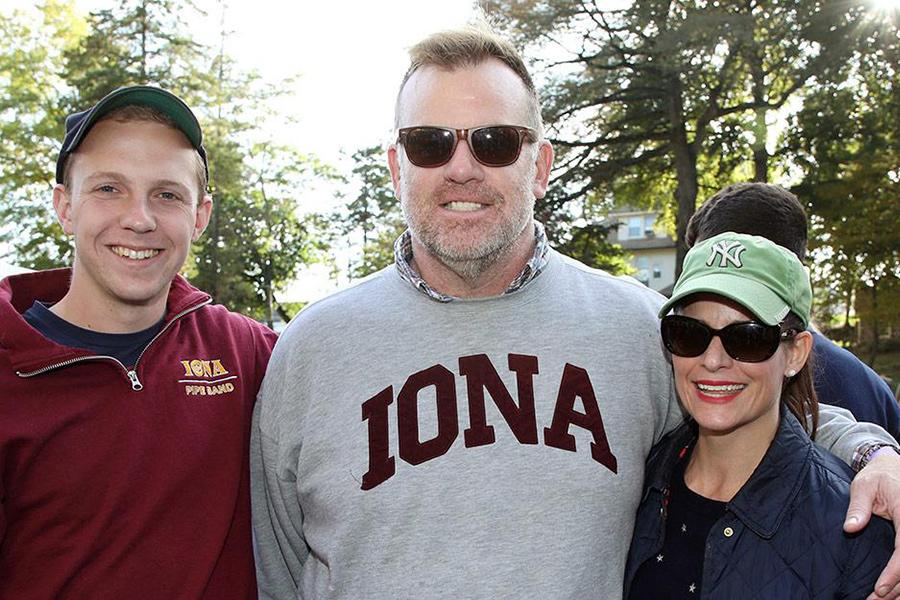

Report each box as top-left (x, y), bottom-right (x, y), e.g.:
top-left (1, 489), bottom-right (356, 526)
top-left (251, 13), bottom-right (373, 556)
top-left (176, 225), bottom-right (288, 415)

top-left (554, 221), bottom-right (633, 276)
top-left (0, 2), bottom-right (85, 267)
top-left (62, 0), bottom-right (208, 106)
top-left (336, 145), bottom-right (405, 279)
top-left (276, 301), bottom-right (307, 323)
top-left (483, 0), bottom-right (878, 273)
top-left (786, 20), bottom-right (900, 359)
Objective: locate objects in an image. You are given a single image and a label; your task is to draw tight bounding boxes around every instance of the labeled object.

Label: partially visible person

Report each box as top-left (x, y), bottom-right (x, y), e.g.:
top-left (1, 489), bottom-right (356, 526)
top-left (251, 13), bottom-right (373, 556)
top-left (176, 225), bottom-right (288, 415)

top-left (686, 182), bottom-right (900, 441)
top-left (0, 86), bottom-right (276, 598)
top-left (626, 232), bottom-right (893, 598)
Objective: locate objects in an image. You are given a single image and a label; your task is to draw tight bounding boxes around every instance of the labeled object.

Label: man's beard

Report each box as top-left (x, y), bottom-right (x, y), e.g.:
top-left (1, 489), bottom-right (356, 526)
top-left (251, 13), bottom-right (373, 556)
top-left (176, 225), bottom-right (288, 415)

top-left (401, 177), bottom-right (535, 283)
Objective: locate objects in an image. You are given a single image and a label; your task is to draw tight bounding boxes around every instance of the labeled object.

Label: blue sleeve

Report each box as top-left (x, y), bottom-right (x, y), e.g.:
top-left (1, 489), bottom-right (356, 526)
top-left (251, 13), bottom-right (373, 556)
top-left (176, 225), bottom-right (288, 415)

top-left (811, 331), bottom-right (900, 442)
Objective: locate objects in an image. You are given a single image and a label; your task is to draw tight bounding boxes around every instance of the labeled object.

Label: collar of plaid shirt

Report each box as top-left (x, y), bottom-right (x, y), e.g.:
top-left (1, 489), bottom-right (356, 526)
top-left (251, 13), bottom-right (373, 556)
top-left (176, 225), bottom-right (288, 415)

top-left (393, 222), bottom-right (550, 302)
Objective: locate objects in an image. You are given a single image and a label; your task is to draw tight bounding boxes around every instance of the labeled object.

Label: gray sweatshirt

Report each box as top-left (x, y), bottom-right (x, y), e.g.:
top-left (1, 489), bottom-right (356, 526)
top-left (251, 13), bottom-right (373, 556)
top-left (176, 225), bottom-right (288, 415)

top-left (251, 248), bottom-right (891, 599)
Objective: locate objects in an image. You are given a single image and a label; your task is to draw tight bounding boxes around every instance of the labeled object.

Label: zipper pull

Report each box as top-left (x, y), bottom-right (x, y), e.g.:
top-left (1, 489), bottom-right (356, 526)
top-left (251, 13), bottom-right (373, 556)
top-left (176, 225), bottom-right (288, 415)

top-left (126, 370), bottom-right (144, 391)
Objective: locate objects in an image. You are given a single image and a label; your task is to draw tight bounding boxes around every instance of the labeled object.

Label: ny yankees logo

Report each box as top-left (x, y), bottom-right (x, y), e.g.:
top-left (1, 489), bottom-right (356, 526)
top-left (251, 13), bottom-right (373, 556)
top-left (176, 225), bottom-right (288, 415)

top-left (706, 240), bottom-right (747, 268)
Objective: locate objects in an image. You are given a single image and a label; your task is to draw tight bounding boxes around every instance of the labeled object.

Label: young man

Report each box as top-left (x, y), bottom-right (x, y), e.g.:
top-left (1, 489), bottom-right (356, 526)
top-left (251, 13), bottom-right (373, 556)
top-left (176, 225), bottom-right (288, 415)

top-left (252, 24), bottom-right (900, 600)
top-left (0, 86), bottom-right (276, 598)
top-left (686, 182), bottom-right (900, 441)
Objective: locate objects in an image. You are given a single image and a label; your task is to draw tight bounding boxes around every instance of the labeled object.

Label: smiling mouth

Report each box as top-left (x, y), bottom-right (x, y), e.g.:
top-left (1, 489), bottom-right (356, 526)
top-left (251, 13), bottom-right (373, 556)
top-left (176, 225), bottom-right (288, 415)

top-left (443, 201), bottom-right (486, 212)
top-left (111, 246), bottom-right (160, 260)
top-left (696, 383), bottom-right (747, 394)
top-left (694, 382), bottom-right (747, 403)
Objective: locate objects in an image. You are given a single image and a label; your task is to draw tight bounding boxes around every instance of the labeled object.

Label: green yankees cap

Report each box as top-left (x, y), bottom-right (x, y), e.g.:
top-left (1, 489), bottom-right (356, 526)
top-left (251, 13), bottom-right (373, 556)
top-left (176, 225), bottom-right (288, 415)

top-left (659, 232), bottom-right (812, 327)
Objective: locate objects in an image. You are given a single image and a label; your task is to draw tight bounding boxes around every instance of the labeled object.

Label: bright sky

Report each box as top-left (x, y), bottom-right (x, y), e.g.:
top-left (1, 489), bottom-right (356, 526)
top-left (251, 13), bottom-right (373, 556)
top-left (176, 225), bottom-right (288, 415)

top-left (217, 1), bottom-right (477, 162)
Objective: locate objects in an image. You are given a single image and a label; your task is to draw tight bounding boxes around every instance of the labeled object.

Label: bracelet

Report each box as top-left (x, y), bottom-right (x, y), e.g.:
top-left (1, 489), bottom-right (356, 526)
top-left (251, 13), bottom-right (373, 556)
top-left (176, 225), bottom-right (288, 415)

top-left (858, 443), bottom-right (900, 471)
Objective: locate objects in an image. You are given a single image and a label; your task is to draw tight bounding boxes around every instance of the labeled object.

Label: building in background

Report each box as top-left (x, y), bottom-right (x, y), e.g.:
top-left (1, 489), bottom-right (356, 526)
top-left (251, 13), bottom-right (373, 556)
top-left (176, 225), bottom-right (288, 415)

top-left (607, 208), bottom-right (676, 294)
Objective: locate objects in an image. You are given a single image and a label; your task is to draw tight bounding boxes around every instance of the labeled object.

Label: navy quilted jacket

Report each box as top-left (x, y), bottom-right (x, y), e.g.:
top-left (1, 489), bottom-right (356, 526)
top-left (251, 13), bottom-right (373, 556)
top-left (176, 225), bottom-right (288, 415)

top-left (624, 409), bottom-right (894, 599)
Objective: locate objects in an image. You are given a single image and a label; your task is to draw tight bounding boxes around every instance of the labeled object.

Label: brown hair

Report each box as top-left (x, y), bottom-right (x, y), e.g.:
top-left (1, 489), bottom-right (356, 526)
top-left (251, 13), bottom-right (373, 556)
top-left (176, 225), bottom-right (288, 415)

top-left (61, 105), bottom-right (208, 199)
top-left (781, 311), bottom-right (819, 438)
top-left (395, 19), bottom-right (543, 136)
top-left (686, 183), bottom-right (808, 261)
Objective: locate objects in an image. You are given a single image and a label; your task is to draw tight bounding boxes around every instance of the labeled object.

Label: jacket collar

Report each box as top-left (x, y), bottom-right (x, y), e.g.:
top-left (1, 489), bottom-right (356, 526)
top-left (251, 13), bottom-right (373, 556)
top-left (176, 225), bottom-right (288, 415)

top-left (644, 409), bottom-right (812, 538)
top-left (643, 420), bottom-right (695, 497)
top-left (0, 268), bottom-right (210, 372)
top-left (728, 410), bottom-right (812, 538)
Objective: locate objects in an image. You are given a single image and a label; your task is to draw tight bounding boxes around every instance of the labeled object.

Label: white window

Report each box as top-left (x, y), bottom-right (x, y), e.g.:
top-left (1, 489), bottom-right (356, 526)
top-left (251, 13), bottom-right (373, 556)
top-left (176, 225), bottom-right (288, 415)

top-left (628, 216), bottom-right (642, 238)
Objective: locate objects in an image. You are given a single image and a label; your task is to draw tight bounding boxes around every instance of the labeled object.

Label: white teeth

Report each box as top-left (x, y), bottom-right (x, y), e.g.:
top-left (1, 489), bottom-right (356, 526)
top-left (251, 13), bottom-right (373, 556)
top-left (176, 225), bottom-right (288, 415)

top-left (697, 383), bottom-right (746, 392)
top-left (444, 201), bottom-right (483, 212)
top-left (112, 246), bottom-right (159, 260)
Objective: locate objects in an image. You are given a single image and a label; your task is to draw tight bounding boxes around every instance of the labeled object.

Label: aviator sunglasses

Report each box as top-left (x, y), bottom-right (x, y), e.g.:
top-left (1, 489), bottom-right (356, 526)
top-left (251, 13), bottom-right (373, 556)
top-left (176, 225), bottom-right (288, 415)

top-left (661, 315), bottom-right (797, 363)
top-left (397, 125), bottom-right (535, 168)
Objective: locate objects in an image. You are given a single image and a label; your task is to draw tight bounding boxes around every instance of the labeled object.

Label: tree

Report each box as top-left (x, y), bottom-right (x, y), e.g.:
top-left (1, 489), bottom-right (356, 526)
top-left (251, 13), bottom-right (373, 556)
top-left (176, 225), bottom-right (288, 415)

top-left (0, 2), bottom-right (86, 268)
top-left (485, 0), bottom-right (879, 273)
top-left (62, 0), bottom-right (210, 107)
top-left (787, 13), bottom-right (900, 365)
top-left (206, 142), bottom-right (332, 326)
top-left (184, 11), bottom-right (334, 318)
top-left (336, 145), bottom-right (405, 279)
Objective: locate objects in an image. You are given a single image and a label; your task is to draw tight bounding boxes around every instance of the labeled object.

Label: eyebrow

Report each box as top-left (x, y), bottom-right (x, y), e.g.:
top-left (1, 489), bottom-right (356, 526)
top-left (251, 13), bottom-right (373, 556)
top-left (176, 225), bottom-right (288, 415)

top-left (82, 173), bottom-right (190, 191)
top-left (153, 179), bottom-right (191, 191)
top-left (83, 171), bottom-right (131, 184)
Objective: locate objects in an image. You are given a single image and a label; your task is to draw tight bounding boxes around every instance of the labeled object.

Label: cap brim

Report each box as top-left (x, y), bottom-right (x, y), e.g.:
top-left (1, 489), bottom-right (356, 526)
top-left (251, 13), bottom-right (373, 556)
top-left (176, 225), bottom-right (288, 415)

top-left (658, 272), bottom-right (791, 326)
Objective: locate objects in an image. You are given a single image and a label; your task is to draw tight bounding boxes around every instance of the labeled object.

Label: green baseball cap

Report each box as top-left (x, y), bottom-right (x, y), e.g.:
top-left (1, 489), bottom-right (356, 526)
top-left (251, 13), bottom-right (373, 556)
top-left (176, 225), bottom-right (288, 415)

top-left (659, 232), bottom-right (811, 327)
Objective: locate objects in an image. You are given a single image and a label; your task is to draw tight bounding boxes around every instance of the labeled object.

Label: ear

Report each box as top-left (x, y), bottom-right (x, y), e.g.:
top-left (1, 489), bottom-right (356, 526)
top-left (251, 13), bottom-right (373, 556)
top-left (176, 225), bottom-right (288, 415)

top-left (785, 330), bottom-right (813, 376)
top-left (531, 140), bottom-right (554, 200)
top-left (192, 193), bottom-right (213, 241)
top-left (387, 144), bottom-right (402, 198)
top-left (52, 184), bottom-right (76, 235)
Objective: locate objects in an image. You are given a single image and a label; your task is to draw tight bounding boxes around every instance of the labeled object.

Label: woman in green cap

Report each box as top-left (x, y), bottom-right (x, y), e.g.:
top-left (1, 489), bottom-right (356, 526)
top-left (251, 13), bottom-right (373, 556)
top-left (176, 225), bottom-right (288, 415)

top-left (624, 232), bottom-right (893, 599)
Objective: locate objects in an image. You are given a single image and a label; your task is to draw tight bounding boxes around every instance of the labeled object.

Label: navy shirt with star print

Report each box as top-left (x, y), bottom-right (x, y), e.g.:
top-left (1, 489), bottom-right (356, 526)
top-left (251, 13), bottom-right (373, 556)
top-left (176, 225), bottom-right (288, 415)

top-left (629, 455), bottom-right (726, 599)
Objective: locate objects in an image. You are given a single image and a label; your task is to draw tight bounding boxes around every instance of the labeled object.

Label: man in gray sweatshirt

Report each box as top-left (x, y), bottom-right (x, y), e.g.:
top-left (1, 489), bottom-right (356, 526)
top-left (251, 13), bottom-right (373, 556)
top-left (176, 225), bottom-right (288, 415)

top-left (251, 21), bottom-right (900, 600)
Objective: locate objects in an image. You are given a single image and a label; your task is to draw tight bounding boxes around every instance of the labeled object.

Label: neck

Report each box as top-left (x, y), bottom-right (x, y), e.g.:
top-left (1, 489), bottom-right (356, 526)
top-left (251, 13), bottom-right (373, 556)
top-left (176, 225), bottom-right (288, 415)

top-left (684, 408), bottom-right (780, 502)
top-left (51, 275), bottom-right (169, 334)
top-left (410, 223), bottom-right (536, 298)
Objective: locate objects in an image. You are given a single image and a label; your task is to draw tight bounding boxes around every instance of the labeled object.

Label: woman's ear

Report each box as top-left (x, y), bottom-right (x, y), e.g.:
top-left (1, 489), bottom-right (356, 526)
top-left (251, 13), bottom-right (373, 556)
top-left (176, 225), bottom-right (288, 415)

top-left (785, 330), bottom-right (813, 377)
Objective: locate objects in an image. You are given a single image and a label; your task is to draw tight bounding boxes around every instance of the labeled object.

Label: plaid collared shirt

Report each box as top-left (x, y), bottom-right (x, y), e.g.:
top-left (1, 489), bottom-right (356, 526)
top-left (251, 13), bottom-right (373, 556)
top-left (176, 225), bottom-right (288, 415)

top-left (393, 222), bottom-right (550, 303)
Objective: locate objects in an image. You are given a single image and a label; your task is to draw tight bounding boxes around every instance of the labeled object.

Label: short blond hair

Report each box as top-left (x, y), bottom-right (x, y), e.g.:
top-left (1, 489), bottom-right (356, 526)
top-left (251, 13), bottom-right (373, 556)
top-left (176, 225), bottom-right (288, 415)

top-left (395, 20), bottom-right (543, 136)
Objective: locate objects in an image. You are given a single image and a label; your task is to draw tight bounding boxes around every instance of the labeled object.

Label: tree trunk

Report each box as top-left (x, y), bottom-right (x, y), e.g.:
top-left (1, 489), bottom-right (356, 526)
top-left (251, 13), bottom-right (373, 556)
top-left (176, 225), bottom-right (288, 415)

top-left (265, 264), bottom-right (274, 330)
top-left (868, 281), bottom-right (879, 368)
top-left (139, 0), bottom-right (148, 80)
top-left (666, 76), bottom-right (699, 278)
top-left (749, 43), bottom-right (769, 182)
top-left (208, 208), bottom-right (220, 300)
top-left (844, 286), bottom-right (852, 329)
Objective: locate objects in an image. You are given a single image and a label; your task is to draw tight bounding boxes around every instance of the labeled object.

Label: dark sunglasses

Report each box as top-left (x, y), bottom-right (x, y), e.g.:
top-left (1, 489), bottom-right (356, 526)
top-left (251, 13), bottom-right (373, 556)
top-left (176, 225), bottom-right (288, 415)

top-left (661, 315), bottom-right (797, 363)
top-left (397, 125), bottom-right (535, 168)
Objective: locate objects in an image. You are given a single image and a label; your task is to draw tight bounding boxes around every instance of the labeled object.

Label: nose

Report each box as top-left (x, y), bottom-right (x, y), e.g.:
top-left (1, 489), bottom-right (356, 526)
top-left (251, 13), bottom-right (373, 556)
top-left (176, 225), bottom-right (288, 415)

top-left (443, 136), bottom-right (485, 185)
top-left (701, 335), bottom-right (733, 371)
top-left (119, 196), bottom-right (157, 233)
